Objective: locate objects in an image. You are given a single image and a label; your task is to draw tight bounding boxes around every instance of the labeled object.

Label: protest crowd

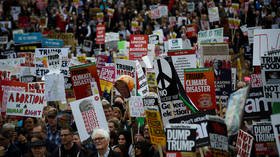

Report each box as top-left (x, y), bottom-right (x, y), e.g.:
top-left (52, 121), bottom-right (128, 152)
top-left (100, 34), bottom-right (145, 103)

top-left (0, 0), bottom-right (279, 157)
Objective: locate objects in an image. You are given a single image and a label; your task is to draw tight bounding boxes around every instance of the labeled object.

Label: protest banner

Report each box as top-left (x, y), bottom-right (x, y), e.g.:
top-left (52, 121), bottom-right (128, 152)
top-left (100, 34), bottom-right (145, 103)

top-left (70, 95), bottom-right (108, 142)
top-left (136, 61), bottom-right (149, 96)
top-left (15, 42), bottom-right (42, 52)
top-left (154, 57), bottom-right (192, 125)
top-left (198, 28), bottom-right (224, 44)
top-left (271, 114), bottom-right (280, 155)
top-left (99, 65), bottom-right (115, 93)
top-left (244, 73), bottom-right (272, 120)
top-left (115, 59), bottom-right (137, 96)
top-left (96, 24), bottom-right (106, 45)
top-left (42, 38), bottom-right (64, 48)
top-left (6, 91), bottom-right (44, 118)
top-left (145, 109), bottom-right (166, 146)
top-left (14, 32), bottom-right (42, 44)
top-left (236, 129), bottom-right (254, 157)
top-left (184, 68), bottom-right (216, 111)
top-left (129, 96), bottom-right (145, 117)
top-left (0, 58), bottom-right (25, 67)
top-left (69, 62), bottom-right (101, 100)
top-left (208, 7), bottom-right (219, 22)
top-left (225, 86), bottom-right (249, 136)
top-left (261, 55), bottom-right (280, 103)
top-left (252, 122), bottom-right (278, 155)
top-left (44, 73), bottom-right (66, 102)
top-left (166, 128), bottom-right (196, 152)
top-left (206, 115), bottom-right (229, 157)
top-left (28, 82), bottom-right (45, 94)
top-left (253, 29), bottom-right (280, 66)
top-left (17, 52), bottom-right (35, 67)
top-left (129, 35), bottom-right (148, 61)
top-left (35, 48), bottom-right (69, 77)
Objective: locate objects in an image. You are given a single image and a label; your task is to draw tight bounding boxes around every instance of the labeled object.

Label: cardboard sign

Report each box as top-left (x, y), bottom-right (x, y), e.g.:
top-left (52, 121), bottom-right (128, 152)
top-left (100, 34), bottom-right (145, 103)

top-left (236, 129), bottom-right (254, 157)
top-left (129, 96), bottom-right (145, 117)
top-left (96, 24), bottom-right (106, 45)
top-left (6, 91), bottom-right (44, 118)
top-left (129, 35), bottom-right (148, 61)
top-left (184, 68), bottom-right (216, 111)
top-left (145, 109), bottom-right (166, 146)
top-left (253, 29), bottom-right (280, 66)
top-left (70, 95), bottom-right (108, 142)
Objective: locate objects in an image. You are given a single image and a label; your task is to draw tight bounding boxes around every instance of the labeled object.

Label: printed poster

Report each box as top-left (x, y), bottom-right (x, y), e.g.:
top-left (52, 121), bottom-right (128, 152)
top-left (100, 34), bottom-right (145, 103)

top-left (184, 68), bottom-right (216, 111)
top-left (236, 129), bottom-right (254, 157)
top-left (208, 7), bottom-right (219, 22)
top-left (69, 62), bottom-right (101, 100)
top-left (198, 28), bottom-right (224, 44)
top-left (129, 35), bottom-right (148, 61)
top-left (96, 24), bottom-right (106, 45)
top-left (6, 91), bottom-right (44, 118)
top-left (129, 96), bottom-right (145, 117)
top-left (271, 114), bottom-right (280, 155)
top-left (28, 82), bottom-right (45, 94)
top-left (70, 95), bottom-right (108, 142)
top-left (136, 61), bottom-right (149, 96)
top-left (99, 65), bottom-right (115, 93)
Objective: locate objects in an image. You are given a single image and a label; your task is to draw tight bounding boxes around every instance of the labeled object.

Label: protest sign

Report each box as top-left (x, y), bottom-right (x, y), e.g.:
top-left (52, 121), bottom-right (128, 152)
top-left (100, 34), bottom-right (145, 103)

top-left (69, 62), bottom-right (101, 100)
top-left (154, 57), bottom-right (190, 125)
top-left (115, 59), bottom-right (137, 96)
top-left (143, 96), bottom-right (159, 110)
top-left (186, 24), bottom-right (198, 39)
top-left (168, 39), bottom-right (183, 50)
top-left (271, 114), bottom-right (280, 155)
top-left (146, 69), bottom-right (157, 93)
top-left (261, 55), bottom-right (280, 103)
top-left (198, 28), bottom-right (224, 44)
top-left (145, 109), bottom-right (166, 146)
top-left (166, 128), bottom-right (196, 152)
top-left (64, 76), bottom-right (75, 101)
top-left (200, 43), bottom-right (229, 55)
top-left (99, 65), bottom-right (115, 93)
top-left (208, 7), bottom-right (219, 22)
top-left (6, 91), bottom-right (44, 118)
top-left (136, 61), bottom-right (149, 96)
top-left (252, 122), bottom-right (278, 155)
top-left (107, 8), bottom-right (115, 18)
top-left (0, 80), bottom-right (28, 113)
top-left (225, 86), bottom-right (249, 136)
top-left (83, 40), bottom-right (92, 52)
top-left (15, 42), bottom-right (42, 52)
top-left (0, 58), bottom-right (25, 67)
top-left (129, 96), bottom-right (145, 117)
top-left (17, 52), bottom-right (35, 67)
top-left (70, 95), bottom-right (108, 142)
top-left (47, 33), bottom-right (76, 47)
top-left (206, 115), bottom-right (229, 156)
top-left (244, 73), bottom-right (272, 120)
top-left (149, 34), bottom-right (159, 45)
top-left (11, 6), bottom-right (21, 20)
top-left (184, 68), bottom-right (216, 111)
top-left (0, 36), bottom-right (8, 44)
top-left (35, 48), bottom-right (69, 77)
top-left (0, 50), bottom-right (17, 59)
top-left (253, 29), bottom-right (280, 66)
top-left (96, 24), bottom-right (106, 45)
top-left (236, 129), bottom-right (254, 157)
top-left (44, 73), bottom-right (66, 102)
top-left (42, 38), bottom-right (64, 48)
top-left (14, 32), bottom-right (42, 44)
top-left (129, 35), bottom-right (148, 61)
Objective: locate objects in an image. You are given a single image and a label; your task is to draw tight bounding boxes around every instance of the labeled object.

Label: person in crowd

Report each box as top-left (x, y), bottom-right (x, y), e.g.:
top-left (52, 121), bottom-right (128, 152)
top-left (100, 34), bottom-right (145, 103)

top-left (0, 129), bottom-right (21, 157)
top-left (52, 126), bottom-right (91, 157)
top-left (24, 134), bottom-right (51, 157)
top-left (91, 128), bottom-right (120, 157)
top-left (102, 103), bottom-right (113, 121)
top-left (46, 108), bottom-right (61, 146)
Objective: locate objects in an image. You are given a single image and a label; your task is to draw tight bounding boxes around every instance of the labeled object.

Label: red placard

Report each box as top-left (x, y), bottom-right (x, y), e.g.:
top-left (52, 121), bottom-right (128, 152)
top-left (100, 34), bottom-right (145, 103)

top-left (95, 24), bottom-right (105, 45)
top-left (129, 35), bottom-right (148, 60)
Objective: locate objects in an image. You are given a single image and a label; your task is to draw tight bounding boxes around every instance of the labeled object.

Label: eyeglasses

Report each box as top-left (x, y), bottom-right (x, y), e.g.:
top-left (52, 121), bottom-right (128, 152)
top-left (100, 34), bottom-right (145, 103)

top-left (93, 137), bottom-right (105, 142)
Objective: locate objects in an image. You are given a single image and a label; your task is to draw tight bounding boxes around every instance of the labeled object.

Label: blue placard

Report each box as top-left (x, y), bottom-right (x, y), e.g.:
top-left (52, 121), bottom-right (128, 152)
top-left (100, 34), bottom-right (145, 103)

top-left (42, 38), bottom-right (64, 48)
top-left (14, 32), bottom-right (43, 44)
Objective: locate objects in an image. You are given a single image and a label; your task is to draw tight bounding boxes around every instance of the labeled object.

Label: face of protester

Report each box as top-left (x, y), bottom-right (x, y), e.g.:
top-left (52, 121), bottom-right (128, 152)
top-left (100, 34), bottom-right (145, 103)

top-left (47, 115), bottom-right (57, 127)
top-left (143, 125), bottom-right (150, 139)
top-left (118, 134), bottom-right (126, 145)
top-left (60, 129), bottom-right (73, 146)
top-left (24, 118), bottom-right (35, 131)
top-left (31, 137), bottom-right (46, 157)
top-left (73, 134), bottom-right (81, 148)
top-left (93, 133), bottom-right (109, 151)
top-left (108, 122), bottom-right (116, 133)
top-left (113, 108), bottom-right (122, 120)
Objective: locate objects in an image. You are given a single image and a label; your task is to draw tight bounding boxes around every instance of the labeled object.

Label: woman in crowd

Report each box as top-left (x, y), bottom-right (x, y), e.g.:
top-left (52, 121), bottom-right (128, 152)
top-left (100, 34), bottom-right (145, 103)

top-left (24, 134), bottom-right (51, 157)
